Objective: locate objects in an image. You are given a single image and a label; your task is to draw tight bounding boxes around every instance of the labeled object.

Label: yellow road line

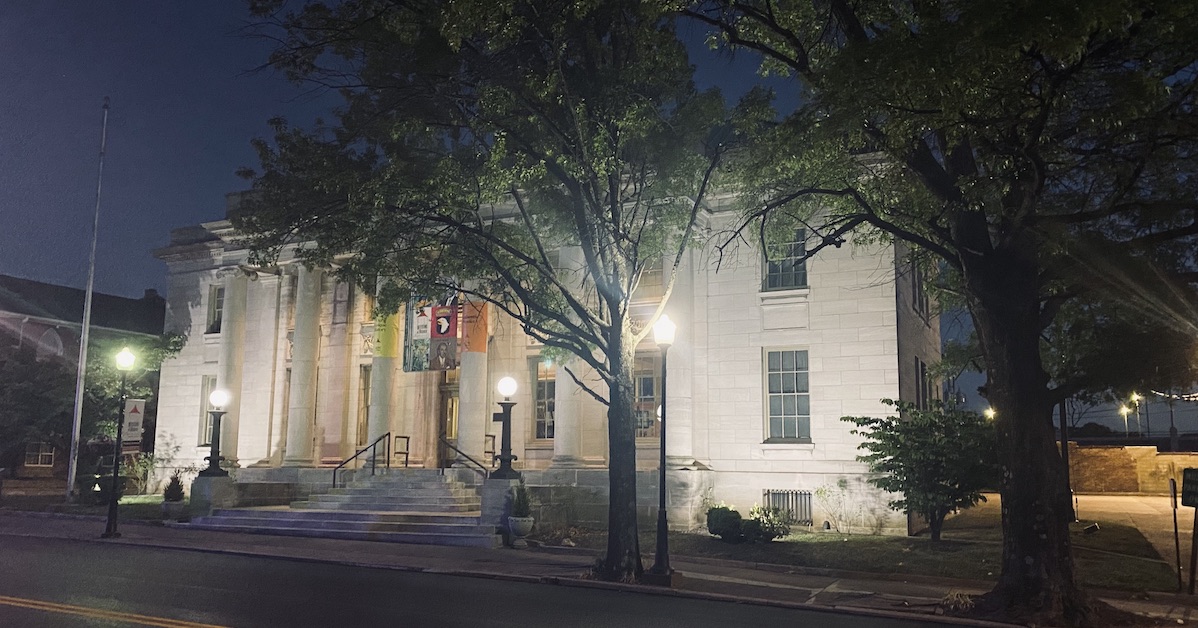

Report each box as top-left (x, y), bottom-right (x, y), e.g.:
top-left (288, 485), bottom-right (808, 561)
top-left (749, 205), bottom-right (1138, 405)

top-left (0, 594), bottom-right (228, 628)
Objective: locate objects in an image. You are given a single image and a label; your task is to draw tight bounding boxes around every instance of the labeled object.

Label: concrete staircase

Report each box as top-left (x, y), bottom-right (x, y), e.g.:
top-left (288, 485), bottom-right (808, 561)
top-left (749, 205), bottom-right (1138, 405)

top-left (186, 469), bottom-right (500, 548)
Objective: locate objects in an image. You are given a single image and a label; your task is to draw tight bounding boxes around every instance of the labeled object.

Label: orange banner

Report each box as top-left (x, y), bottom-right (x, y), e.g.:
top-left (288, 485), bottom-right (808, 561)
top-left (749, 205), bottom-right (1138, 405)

top-left (461, 301), bottom-right (488, 353)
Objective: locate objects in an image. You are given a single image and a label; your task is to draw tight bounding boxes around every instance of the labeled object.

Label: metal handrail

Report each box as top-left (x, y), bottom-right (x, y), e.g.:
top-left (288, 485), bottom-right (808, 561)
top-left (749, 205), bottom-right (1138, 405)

top-left (483, 434), bottom-right (497, 469)
top-left (437, 436), bottom-right (489, 479)
top-left (394, 435), bottom-right (410, 468)
top-left (333, 431), bottom-right (391, 488)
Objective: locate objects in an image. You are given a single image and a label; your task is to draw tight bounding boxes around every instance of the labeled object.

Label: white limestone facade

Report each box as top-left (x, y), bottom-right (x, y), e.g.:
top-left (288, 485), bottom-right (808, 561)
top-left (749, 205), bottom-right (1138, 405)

top-left (153, 195), bottom-right (940, 534)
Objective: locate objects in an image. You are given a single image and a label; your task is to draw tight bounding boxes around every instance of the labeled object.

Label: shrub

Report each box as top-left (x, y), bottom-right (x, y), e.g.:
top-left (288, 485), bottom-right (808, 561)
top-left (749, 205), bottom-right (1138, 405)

top-left (163, 471), bottom-right (185, 502)
top-left (748, 505), bottom-right (791, 541)
top-left (510, 479), bottom-right (532, 517)
top-left (706, 506), bottom-right (743, 542)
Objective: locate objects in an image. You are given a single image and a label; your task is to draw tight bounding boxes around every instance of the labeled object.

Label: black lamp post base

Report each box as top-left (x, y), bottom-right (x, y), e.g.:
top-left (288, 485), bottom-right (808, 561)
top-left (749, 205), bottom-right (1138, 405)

top-left (641, 569), bottom-right (674, 587)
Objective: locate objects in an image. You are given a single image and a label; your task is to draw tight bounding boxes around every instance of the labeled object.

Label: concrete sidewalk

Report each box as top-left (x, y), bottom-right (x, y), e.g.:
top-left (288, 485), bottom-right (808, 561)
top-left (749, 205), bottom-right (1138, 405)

top-left (1, 510), bottom-right (1194, 626)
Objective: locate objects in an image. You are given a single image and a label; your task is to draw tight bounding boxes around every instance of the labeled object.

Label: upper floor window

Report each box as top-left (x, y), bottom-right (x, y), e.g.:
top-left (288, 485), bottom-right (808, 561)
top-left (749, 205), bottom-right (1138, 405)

top-left (533, 361), bottom-right (555, 439)
top-left (764, 349), bottom-right (811, 442)
top-left (762, 229), bottom-right (808, 291)
top-left (632, 256), bottom-right (664, 301)
top-left (912, 260), bottom-right (931, 318)
top-left (206, 285), bottom-right (224, 334)
top-left (634, 352), bottom-right (661, 439)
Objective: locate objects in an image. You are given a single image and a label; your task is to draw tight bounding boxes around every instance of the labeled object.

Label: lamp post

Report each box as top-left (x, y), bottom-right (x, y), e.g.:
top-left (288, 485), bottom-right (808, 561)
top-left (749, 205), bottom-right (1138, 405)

top-left (198, 389), bottom-right (231, 477)
top-left (1119, 404), bottom-right (1131, 438)
top-left (491, 377), bottom-right (520, 480)
top-left (1131, 392), bottom-right (1149, 438)
top-left (647, 314), bottom-right (676, 583)
top-left (102, 347), bottom-right (135, 539)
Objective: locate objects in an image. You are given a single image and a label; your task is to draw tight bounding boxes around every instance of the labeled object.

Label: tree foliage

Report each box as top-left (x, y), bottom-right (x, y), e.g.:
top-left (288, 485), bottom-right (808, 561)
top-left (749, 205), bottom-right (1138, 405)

top-left (0, 333), bottom-right (182, 475)
top-left (239, 0), bottom-right (731, 581)
top-left (687, 0), bottom-right (1198, 622)
top-left (844, 400), bottom-right (996, 542)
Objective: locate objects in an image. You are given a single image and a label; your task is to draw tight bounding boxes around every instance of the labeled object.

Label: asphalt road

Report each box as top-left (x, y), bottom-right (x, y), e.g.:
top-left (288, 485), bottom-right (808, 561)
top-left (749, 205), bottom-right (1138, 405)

top-left (0, 535), bottom-right (939, 628)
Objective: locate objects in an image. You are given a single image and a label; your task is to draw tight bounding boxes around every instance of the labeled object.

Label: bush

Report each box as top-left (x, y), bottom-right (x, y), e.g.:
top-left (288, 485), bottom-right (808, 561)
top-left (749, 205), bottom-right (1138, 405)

top-left (748, 505), bottom-right (791, 541)
top-left (706, 506), bottom-right (743, 542)
top-left (163, 471), bottom-right (185, 502)
top-left (707, 504), bottom-right (791, 543)
top-left (510, 479), bottom-right (532, 517)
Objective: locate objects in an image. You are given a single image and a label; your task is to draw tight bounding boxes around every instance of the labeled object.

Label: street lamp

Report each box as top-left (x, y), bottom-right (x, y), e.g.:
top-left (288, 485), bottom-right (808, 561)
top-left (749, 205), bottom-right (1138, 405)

top-left (198, 389), bottom-right (231, 477)
top-left (983, 407), bottom-right (996, 420)
top-left (1131, 392), bottom-right (1149, 437)
top-left (647, 314), bottom-right (676, 584)
top-left (491, 377), bottom-right (520, 480)
top-left (1119, 404), bottom-right (1131, 438)
top-left (102, 347), bottom-right (136, 539)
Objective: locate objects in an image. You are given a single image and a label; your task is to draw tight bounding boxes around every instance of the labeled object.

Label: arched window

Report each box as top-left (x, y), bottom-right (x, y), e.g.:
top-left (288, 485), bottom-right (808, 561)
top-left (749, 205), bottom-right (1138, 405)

top-left (36, 329), bottom-right (63, 361)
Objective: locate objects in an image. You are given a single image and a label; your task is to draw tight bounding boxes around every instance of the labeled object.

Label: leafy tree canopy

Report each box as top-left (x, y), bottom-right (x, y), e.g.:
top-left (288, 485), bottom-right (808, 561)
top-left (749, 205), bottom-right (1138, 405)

top-left (239, 0), bottom-right (734, 581)
top-left (844, 400), bottom-right (997, 541)
top-left (686, 0), bottom-right (1198, 622)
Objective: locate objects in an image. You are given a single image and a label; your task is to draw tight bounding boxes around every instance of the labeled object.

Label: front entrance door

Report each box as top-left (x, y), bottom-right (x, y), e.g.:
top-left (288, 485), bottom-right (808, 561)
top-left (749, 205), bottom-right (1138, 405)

top-left (436, 371), bottom-right (459, 468)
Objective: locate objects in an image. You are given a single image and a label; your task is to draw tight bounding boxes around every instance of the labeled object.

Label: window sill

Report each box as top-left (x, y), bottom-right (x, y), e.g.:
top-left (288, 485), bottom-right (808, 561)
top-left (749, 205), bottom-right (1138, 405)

top-left (202, 332), bottom-right (222, 343)
top-left (525, 442), bottom-right (553, 450)
top-left (761, 438), bottom-right (813, 446)
top-left (758, 287), bottom-right (810, 305)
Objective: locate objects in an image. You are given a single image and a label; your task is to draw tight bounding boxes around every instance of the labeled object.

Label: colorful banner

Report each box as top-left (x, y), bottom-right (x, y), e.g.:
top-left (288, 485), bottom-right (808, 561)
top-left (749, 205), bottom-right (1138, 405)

top-left (462, 301), bottom-right (488, 353)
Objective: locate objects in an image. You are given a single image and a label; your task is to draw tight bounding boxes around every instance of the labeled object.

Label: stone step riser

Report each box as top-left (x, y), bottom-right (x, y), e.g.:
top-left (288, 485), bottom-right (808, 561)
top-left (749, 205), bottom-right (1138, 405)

top-left (289, 502), bottom-right (479, 513)
top-left (193, 517), bottom-right (493, 535)
top-left (330, 488), bottom-right (477, 498)
top-left (183, 523), bottom-right (501, 548)
top-left (309, 495), bottom-right (477, 505)
top-left (210, 509), bottom-right (480, 525)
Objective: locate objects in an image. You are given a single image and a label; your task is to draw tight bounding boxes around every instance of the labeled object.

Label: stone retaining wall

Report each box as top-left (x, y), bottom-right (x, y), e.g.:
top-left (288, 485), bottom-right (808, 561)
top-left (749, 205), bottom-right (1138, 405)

top-left (1068, 443), bottom-right (1198, 494)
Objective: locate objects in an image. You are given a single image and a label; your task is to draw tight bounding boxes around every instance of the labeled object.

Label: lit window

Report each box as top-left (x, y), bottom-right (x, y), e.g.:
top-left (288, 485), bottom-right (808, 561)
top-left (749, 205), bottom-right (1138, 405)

top-left (762, 229), bottom-right (808, 291)
top-left (765, 349), bottom-right (811, 442)
top-left (24, 442), bottom-right (54, 467)
top-left (533, 362), bottom-right (555, 439)
top-left (206, 285), bottom-right (224, 334)
top-left (634, 353), bottom-right (661, 439)
top-left (198, 375), bottom-right (217, 446)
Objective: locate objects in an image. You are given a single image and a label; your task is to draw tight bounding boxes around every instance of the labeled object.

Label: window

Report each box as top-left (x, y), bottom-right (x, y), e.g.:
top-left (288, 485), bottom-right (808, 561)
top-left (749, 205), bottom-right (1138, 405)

top-left (914, 356), bottom-right (937, 411)
top-left (632, 256), bottom-right (664, 301)
top-left (357, 365), bottom-right (372, 447)
top-left (199, 375), bottom-right (217, 446)
top-left (24, 442), bottom-right (54, 467)
top-left (912, 260), bottom-right (930, 317)
top-left (533, 362), bottom-right (555, 439)
top-left (762, 229), bottom-right (808, 291)
top-left (36, 329), bottom-right (63, 361)
top-left (206, 285), bottom-right (225, 334)
top-left (634, 353), bottom-right (661, 439)
top-left (765, 349), bottom-right (811, 442)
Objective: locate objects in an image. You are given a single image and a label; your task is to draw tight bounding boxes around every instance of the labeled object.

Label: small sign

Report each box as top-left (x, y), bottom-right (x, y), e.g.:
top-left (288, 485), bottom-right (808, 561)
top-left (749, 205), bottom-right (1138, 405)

top-left (123, 399), bottom-right (146, 443)
top-left (430, 305), bottom-right (456, 339)
top-left (1182, 468), bottom-right (1198, 508)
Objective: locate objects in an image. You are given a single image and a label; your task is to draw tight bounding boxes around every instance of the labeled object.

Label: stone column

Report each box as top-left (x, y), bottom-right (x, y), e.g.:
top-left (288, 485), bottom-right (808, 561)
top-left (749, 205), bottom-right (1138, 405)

top-left (456, 351), bottom-right (488, 465)
top-left (665, 251), bottom-right (697, 468)
top-left (368, 309), bottom-right (402, 451)
top-left (216, 269), bottom-right (248, 467)
top-left (550, 361), bottom-right (584, 467)
top-left (283, 265), bottom-right (322, 467)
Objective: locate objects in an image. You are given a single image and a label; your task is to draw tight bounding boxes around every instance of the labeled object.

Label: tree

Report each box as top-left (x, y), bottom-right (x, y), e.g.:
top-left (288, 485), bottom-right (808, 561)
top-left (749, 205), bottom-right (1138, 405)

top-left (685, 0), bottom-right (1198, 623)
top-left (239, 0), bottom-right (730, 581)
top-left (844, 400), bottom-right (996, 541)
top-left (0, 333), bottom-right (181, 476)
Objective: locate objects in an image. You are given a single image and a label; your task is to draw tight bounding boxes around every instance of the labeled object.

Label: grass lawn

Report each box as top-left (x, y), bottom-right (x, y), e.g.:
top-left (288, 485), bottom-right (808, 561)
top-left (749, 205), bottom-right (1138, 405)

top-left (535, 498), bottom-right (1177, 593)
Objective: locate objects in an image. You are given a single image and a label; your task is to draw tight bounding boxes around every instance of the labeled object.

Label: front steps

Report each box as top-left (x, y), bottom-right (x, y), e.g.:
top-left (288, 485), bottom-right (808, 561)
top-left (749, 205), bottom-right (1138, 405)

top-left (186, 469), bottom-right (500, 548)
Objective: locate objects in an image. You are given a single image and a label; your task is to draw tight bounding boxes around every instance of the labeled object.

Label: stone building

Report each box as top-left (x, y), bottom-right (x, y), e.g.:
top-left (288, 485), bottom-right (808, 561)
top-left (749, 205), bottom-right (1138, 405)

top-left (154, 193), bottom-right (939, 533)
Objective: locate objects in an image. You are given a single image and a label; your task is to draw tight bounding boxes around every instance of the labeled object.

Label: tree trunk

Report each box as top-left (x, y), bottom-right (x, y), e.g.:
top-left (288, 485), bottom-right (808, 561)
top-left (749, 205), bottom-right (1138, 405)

top-left (964, 244), bottom-right (1090, 625)
top-left (928, 510), bottom-right (944, 542)
top-left (599, 316), bottom-right (643, 581)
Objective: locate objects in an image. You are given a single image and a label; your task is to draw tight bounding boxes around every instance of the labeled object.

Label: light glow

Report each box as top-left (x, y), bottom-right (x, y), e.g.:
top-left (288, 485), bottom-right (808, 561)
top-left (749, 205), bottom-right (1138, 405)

top-left (115, 347), bottom-right (136, 371)
top-left (652, 314), bottom-right (676, 347)
top-left (209, 389), bottom-right (231, 410)
top-left (497, 376), bottom-right (518, 398)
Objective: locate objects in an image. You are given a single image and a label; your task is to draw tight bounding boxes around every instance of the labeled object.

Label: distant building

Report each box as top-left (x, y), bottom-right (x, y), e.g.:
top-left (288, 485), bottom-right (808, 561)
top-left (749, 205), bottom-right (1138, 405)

top-left (0, 274), bottom-right (165, 477)
top-left (153, 193), bottom-right (940, 534)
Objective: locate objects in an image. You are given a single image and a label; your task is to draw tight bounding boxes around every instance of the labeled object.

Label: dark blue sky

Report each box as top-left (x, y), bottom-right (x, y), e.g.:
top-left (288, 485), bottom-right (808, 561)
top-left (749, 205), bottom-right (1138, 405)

top-left (0, 3), bottom-right (334, 298)
top-left (0, 5), bottom-right (785, 300)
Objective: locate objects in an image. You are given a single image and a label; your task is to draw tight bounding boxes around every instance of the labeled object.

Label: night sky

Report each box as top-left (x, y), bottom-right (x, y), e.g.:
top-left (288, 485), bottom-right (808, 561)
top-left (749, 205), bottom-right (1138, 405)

top-left (0, 4), bottom-right (779, 300)
top-left (0, 3), bottom-right (333, 298)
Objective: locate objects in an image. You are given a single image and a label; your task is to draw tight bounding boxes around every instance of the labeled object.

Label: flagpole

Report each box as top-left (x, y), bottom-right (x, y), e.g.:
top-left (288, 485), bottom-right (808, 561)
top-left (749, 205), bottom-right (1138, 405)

top-left (66, 97), bottom-right (110, 501)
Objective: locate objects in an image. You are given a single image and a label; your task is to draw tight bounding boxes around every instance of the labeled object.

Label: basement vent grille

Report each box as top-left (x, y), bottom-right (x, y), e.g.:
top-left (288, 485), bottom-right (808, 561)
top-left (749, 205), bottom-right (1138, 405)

top-left (762, 489), bottom-right (814, 526)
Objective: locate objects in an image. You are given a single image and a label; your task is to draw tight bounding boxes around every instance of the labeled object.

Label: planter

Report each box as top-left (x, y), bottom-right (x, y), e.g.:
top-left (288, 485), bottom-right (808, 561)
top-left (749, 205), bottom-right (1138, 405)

top-left (162, 500), bottom-right (186, 521)
top-left (508, 515), bottom-right (535, 538)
